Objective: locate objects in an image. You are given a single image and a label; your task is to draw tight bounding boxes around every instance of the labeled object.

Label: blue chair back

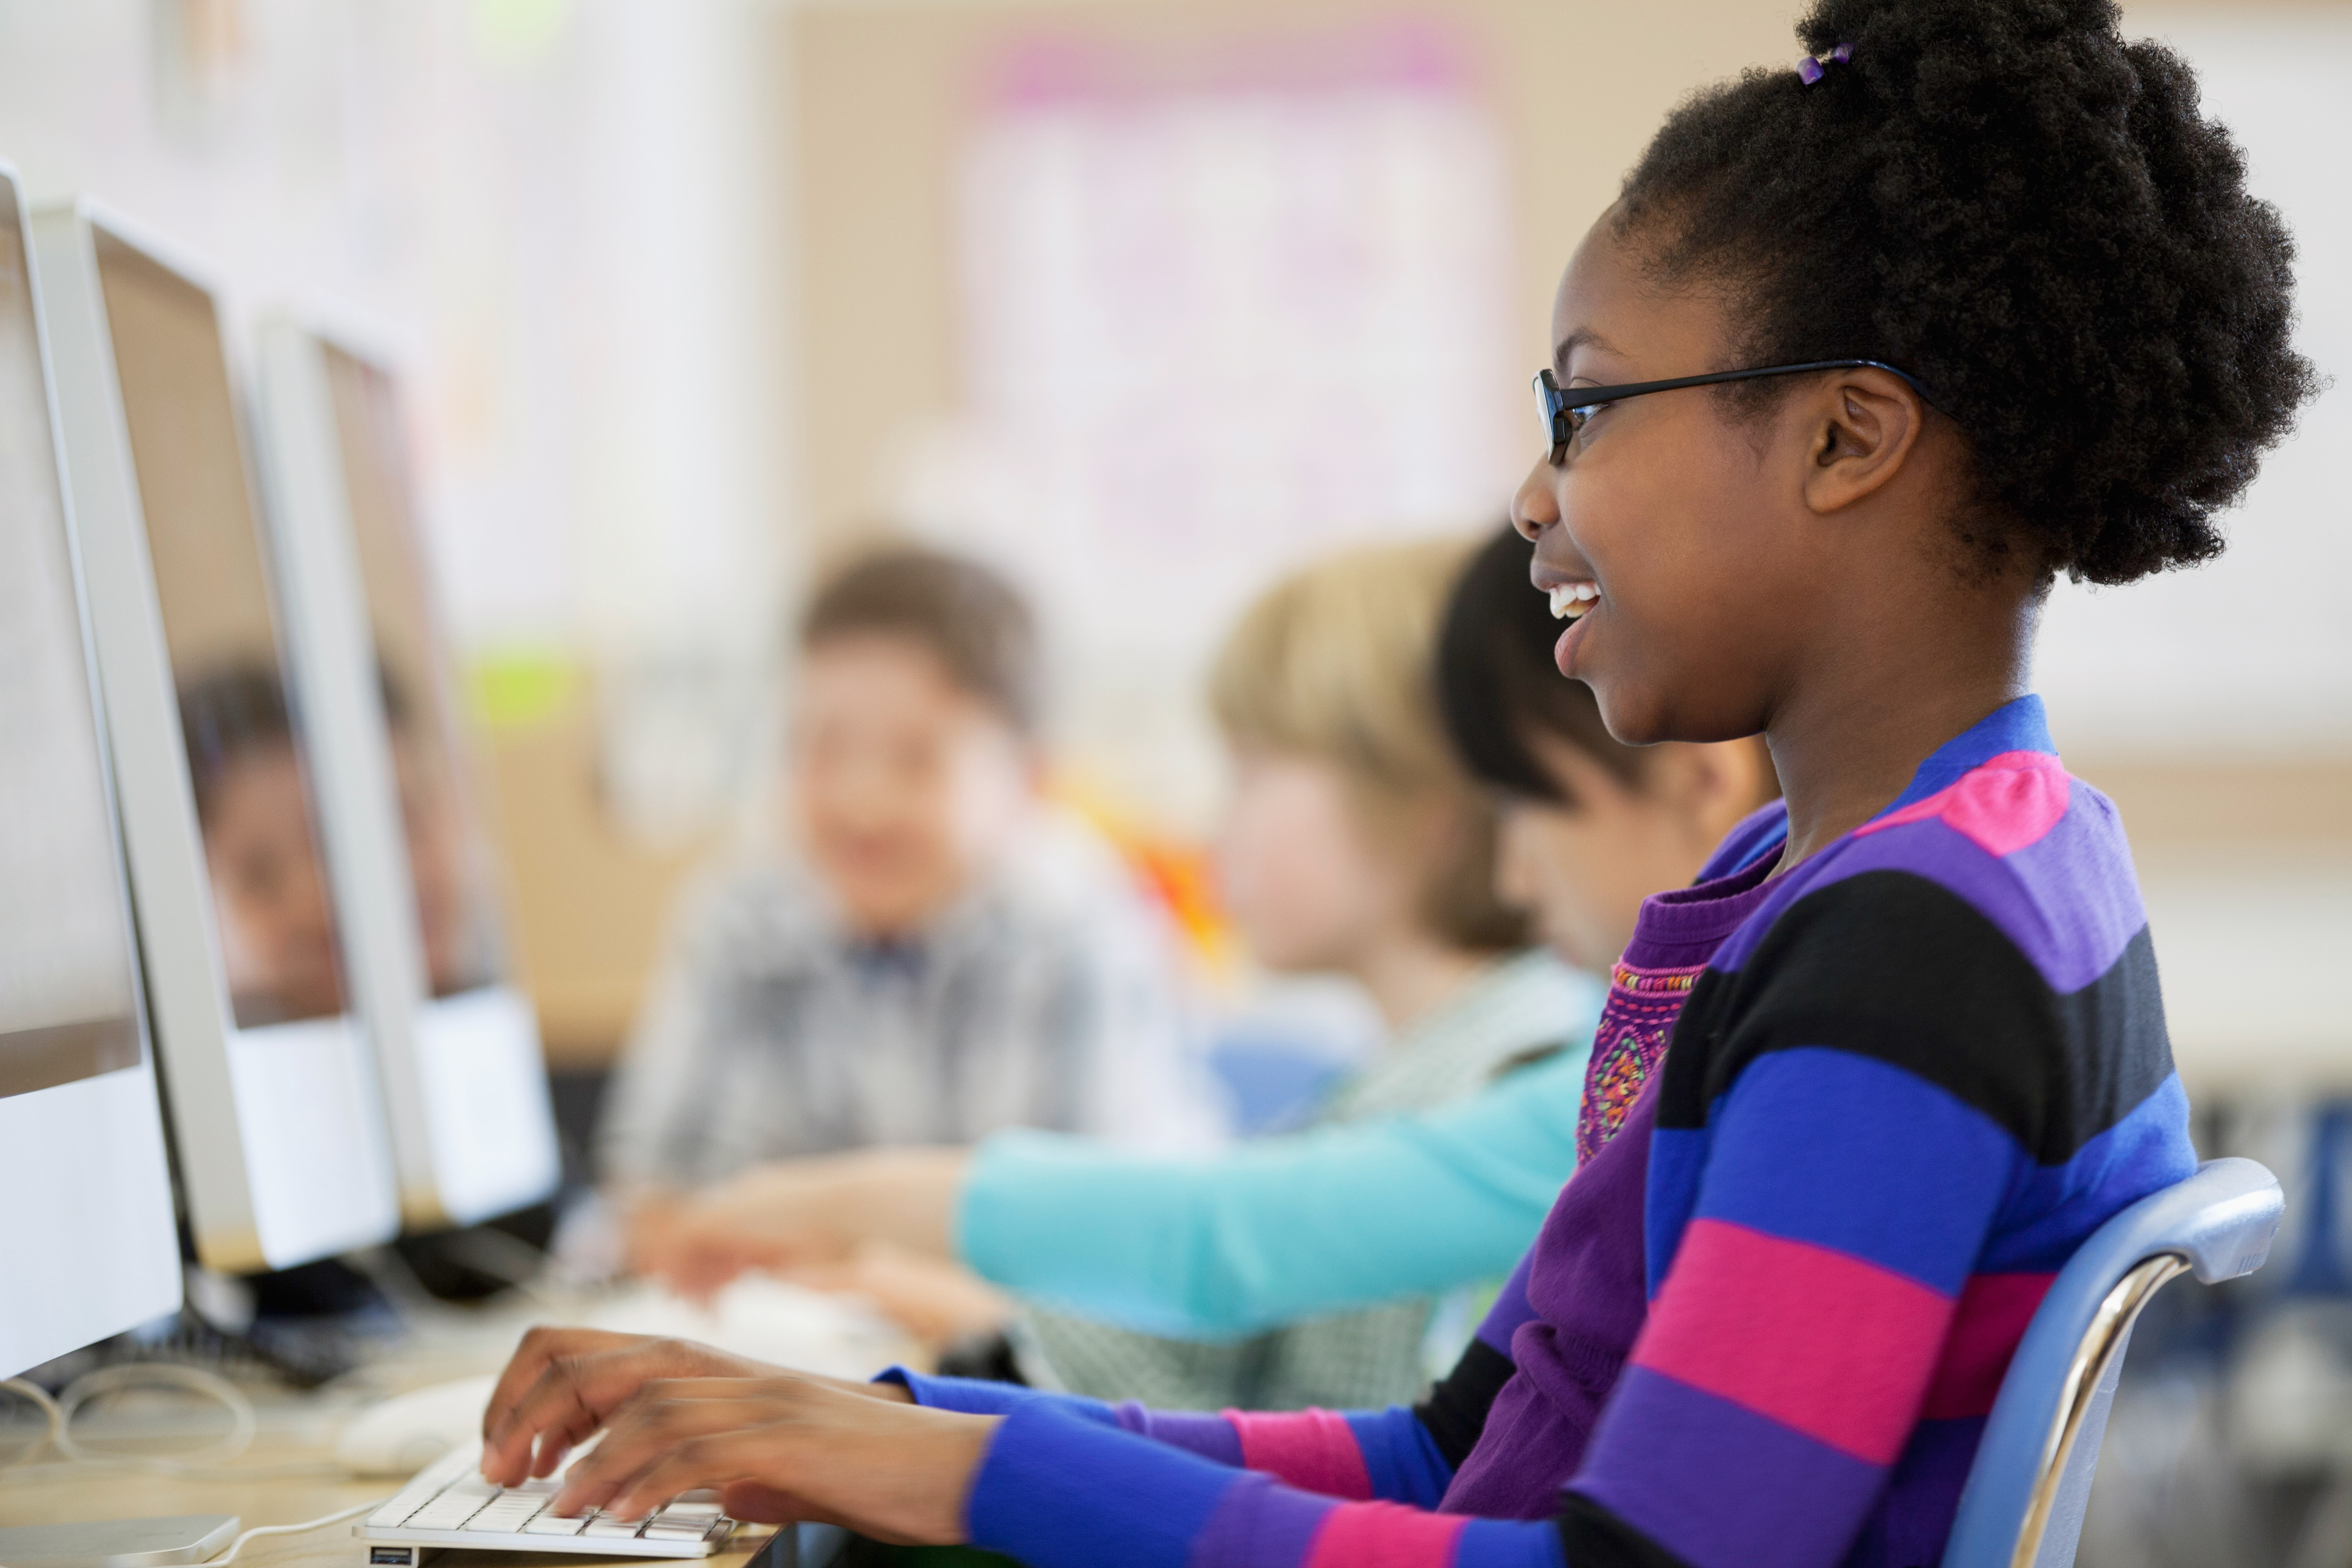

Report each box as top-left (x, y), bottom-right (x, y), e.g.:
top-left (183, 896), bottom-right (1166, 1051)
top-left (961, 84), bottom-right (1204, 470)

top-left (1940, 1157), bottom-right (2284, 1568)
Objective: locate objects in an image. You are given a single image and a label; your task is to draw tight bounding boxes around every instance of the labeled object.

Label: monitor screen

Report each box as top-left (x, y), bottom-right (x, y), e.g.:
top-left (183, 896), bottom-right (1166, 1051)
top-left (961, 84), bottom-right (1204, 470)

top-left (93, 236), bottom-right (347, 1029)
top-left (322, 344), bottom-right (509, 999)
top-left (0, 208), bottom-right (143, 1101)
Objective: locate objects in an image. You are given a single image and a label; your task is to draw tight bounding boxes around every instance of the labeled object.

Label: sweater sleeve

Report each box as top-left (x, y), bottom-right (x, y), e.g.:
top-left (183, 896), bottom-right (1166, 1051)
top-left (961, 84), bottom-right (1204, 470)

top-left (956, 1042), bottom-right (1589, 1337)
top-left (1559, 1047), bottom-right (2020, 1568)
top-left (966, 1398), bottom-right (1566, 1568)
top-left (887, 1367), bottom-right (1454, 1507)
top-left (936, 1257), bottom-right (1562, 1567)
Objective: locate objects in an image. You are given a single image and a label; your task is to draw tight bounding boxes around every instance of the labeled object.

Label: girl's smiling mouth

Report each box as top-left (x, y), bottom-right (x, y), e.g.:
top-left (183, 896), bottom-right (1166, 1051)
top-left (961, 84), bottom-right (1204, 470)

top-left (1547, 581), bottom-right (1599, 621)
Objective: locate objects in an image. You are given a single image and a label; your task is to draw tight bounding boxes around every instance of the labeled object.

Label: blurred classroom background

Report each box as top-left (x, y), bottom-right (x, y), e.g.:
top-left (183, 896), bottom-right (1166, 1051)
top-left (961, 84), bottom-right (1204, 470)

top-left (0, 0), bottom-right (2343, 1560)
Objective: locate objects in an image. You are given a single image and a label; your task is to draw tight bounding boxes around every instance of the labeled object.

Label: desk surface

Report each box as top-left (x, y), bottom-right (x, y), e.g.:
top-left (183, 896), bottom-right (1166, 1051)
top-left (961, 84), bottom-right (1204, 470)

top-left (0, 1436), bottom-right (779, 1568)
top-left (0, 1295), bottom-right (801, 1568)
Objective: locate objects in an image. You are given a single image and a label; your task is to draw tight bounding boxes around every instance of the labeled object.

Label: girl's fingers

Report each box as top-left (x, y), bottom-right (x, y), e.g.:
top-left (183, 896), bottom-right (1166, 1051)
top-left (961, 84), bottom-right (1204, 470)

top-left (486, 1343), bottom-right (755, 1484)
top-left (484, 1329), bottom-right (623, 1443)
top-left (482, 1328), bottom-right (639, 1481)
top-left (602, 1426), bottom-right (801, 1521)
top-left (551, 1388), bottom-right (803, 1518)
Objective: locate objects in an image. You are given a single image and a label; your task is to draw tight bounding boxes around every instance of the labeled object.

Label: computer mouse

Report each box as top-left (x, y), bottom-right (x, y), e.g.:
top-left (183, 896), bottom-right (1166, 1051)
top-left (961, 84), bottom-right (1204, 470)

top-left (334, 1374), bottom-right (500, 1478)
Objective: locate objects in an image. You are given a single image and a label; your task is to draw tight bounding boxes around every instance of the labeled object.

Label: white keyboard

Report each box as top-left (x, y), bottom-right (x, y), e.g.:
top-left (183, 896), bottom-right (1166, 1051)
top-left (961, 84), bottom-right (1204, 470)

top-left (354, 1442), bottom-right (740, 1558)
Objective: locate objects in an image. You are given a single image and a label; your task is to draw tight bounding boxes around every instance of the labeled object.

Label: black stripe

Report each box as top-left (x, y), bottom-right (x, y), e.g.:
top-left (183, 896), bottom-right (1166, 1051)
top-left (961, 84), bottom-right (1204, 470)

top-left (1413, 1337), bottom-right (1516, 1472)
top-left (1555, 1492), bottom-right (1692, 1568)
top-left (1660, 871), bottom-right (2174, 1164)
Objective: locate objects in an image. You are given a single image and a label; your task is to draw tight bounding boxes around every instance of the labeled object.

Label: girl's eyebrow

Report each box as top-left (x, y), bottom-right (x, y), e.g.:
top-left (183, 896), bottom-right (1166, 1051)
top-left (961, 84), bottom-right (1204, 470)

top-left (1550, 327), bottom-right (1622, 379)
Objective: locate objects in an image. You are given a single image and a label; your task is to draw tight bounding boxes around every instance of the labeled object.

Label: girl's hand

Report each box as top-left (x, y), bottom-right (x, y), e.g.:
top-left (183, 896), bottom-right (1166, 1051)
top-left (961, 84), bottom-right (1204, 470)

top-left (546, 1373), bottom-right (995, 1546)
top-left (479, 1327), bottom-right (910, 1486)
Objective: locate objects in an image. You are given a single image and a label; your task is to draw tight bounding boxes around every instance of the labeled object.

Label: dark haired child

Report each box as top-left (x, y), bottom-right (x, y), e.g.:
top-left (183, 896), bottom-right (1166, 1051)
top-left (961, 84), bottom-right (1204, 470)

top-left (479, 2), bottom-right (2315, 1563)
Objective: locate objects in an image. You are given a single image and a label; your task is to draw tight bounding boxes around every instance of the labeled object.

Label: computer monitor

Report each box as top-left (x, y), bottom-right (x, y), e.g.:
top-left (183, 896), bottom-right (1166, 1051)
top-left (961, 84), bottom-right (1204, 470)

top-left (0, 164), bottom-right (181, 1378)
top-left (31, 199), bottom-right (400, 1274)
top-left (254, 316), bottom-right (560, 1229)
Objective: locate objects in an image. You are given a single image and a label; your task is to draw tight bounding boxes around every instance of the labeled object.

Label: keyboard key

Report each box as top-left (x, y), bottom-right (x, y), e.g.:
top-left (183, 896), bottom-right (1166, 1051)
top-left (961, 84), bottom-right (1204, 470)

top-left (653, 1502), bottom-right (724, 1520)
top-left (366, 1485), bottom-right (444, 1528)
top-left (582, 1516), bottom-right (649, 1538)
top-left (462, 1496), bottom-right (548, 1532)
top-left (400, 1495), bottom-right (492, 1533)
top-left (522, 1513), bottom-right (591, 1537)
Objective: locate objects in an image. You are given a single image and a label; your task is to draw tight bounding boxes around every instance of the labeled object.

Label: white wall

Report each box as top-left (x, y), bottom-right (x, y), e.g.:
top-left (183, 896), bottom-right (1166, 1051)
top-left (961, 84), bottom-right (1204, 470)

top-left (0, 0), bottom-right (793, 677)
top-left (2043, 6), bottom-right (2352, 762)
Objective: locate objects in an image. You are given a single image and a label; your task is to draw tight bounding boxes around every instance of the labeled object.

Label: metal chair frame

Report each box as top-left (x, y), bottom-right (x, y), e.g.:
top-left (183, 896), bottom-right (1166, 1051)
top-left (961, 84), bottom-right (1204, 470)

top-left (1942, 1157), bottom-right (2286, 1568)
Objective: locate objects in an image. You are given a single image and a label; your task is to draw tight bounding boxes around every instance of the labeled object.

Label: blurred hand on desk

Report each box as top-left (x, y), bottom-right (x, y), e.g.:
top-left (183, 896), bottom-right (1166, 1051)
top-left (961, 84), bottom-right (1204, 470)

top-left (624, 1149), bottom-right (1002, 1347)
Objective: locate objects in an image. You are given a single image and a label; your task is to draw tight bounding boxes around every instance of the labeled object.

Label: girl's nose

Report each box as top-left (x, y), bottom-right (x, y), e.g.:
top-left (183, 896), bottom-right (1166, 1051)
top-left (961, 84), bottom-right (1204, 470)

top-left (1510, 460), bottom-right (1559, 542)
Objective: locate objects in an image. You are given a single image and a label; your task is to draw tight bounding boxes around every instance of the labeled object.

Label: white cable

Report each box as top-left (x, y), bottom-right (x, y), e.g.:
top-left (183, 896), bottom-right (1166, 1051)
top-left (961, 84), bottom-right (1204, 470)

top-left (0, 1364), bottom-right (338, 1482)
top-left (0, 1377), bottom-right (64, 1469)
top-left (199, 1498), bottom-right (387, 1567)
top-left (56, 1363), bottom-right (255, 1465)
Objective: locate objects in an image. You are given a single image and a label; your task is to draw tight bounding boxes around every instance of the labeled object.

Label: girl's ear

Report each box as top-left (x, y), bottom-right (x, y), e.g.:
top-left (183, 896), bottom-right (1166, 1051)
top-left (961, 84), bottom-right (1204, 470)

top-left (1801, 368), bottom-right (1929, 517)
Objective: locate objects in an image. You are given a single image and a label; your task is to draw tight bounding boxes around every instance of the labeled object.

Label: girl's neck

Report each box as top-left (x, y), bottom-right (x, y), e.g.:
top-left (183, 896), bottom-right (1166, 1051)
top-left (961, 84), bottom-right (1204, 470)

top-left (1349, 931), bottom-right (1492, 1037)
top-left (1765, 589), bottom-right (2036, 874)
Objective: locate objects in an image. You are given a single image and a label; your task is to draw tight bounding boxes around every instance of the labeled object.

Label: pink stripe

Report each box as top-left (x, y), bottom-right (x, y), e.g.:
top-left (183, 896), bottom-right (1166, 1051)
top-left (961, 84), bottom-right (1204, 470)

top-left (1856, 750), bottom-right (2071, 857)
top-left (1303, 1501), bottom-right (1471, 1568)
top-left (1633, 1218), bottom-right (1954, 1465)
top-left (1226, 1409), bottom-right (1374, 1501)
top-left (1921, 1272), bottom-right (2055, 1419)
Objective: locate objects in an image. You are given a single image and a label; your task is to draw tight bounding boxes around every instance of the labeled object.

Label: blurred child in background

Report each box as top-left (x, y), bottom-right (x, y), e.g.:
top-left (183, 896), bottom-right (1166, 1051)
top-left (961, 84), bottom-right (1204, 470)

top-left (1015, 536), bottom-right (1594, 1409)
top-left (601, 545), bottom-right (1215, 1266)
top-left (640, 537), bottom-right (1599, 1409)
top-left (645, 529), bottom-right (1771, 1355)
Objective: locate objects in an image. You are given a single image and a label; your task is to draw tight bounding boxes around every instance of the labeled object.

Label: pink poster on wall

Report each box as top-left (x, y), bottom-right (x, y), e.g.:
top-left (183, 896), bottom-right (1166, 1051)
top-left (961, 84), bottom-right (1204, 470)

top-left (891, 15), bottom-right (1522, 819)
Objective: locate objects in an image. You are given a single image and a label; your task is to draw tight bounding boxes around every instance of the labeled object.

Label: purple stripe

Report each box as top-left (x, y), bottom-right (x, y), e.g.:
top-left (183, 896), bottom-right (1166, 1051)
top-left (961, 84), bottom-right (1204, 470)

top-left (1191, 1472), bottom-right (1334, 1568)
top-left (1573, 1366), bottom-right (1884, 1568)
top-left (1115, 1404), bottom-right (1245, 1466)
top-left (1475, 1250), bottom-right (1538, 1355)
top-left (1849, 1417), bottom-right (1986, 1568)
top-left (1712, 804), bottom-right (2142, 991)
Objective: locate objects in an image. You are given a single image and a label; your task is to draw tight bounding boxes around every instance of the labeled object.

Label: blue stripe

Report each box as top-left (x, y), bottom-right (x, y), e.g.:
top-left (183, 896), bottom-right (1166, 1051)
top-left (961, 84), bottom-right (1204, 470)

top-left (1981, 1074), bottom-right (2198, 1272)
top-left (1881, 696), bottom-right (2053, 813)
top-left (968, 1400), bottom-right (1240, 1568)
top-left (1654, 1049), bottom-right (2018, 1296)
top-left (1453, 1517), bottom-right (1571, 1568)
top-left (1346, 1408), bottom-right (1455, 1507)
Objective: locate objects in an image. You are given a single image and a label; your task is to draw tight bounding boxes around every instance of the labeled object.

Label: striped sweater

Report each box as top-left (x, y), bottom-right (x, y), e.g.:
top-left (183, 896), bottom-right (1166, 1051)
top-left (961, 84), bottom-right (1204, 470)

top-left (898, 697), bottom-right (2195, 1568)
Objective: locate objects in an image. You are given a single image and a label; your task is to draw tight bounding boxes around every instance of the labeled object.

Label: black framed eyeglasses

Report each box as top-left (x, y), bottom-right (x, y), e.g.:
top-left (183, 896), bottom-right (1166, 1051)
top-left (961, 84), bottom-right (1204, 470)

top-left (1534, 360), bottom-right (1933, 464)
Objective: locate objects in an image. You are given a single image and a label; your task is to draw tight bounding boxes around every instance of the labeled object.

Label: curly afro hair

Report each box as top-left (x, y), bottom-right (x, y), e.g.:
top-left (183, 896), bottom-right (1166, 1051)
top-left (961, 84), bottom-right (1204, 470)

top-left (1614, 0), bottom-right (2319, 584)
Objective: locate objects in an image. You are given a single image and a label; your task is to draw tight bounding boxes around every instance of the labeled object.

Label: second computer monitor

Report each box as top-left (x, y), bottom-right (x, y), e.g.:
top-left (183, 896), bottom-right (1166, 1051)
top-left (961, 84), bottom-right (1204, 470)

top-left (32, 200), bottom-right (400, 1274)
top-left (255, 318), bottom-right (559, 1228)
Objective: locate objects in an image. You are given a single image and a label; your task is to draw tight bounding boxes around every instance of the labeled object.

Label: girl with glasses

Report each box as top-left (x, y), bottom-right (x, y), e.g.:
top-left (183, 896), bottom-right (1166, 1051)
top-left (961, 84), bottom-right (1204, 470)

top-left (475, 0), bottom-right (2315, 1563)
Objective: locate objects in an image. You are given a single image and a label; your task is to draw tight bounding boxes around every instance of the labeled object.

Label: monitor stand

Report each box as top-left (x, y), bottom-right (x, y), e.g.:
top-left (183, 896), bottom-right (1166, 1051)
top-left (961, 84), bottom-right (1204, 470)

top-left (0, 1515), bottom-right (238, 1568)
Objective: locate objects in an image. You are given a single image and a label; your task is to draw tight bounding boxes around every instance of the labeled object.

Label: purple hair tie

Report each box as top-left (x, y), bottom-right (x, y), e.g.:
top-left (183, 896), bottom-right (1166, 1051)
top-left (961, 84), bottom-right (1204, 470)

top-left (1797, 42), bottom-right (1852, 83)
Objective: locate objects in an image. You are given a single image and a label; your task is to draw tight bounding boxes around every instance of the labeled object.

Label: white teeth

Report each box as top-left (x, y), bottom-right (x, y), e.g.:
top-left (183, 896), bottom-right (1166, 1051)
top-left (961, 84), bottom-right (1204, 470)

top-left (1548, 582), bottom-right (1599, 620)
